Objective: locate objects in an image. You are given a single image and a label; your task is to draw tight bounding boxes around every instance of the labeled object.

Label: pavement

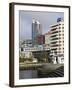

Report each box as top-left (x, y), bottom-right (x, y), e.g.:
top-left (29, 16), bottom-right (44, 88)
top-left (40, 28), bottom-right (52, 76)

top-left (19, 62), bottom-right (64, 71)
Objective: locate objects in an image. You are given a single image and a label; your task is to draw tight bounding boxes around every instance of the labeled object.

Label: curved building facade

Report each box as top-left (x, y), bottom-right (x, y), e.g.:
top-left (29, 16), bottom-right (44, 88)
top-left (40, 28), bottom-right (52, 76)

top-left (32, 19), bottom-right (42, 45)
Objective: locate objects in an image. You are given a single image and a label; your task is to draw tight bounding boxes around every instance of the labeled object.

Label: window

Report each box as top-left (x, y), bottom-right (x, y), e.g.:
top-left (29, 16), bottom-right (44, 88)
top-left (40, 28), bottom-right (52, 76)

top-left (51, 28), bottom-right (57, 31)
top-left (51, 35), bottom-right (57, 38)
top-left (51, 25), bottom-right (58, 27)
top-left (51, 38), bottom-right (59, 40)
top-left (59, 48), bottom-right (61, 50)
top-left (59, 41), bottom-right (61, 43)
top-left (52, 48), bottom-right (57, 51)
top-left (51, 31), bottom-right (58, 34)
top-left (51, 44), bottom-right (60, 47)
top-left (51, 41), bottom-right (57, 44)
top-left (59, 27), bottom-right (61, 29)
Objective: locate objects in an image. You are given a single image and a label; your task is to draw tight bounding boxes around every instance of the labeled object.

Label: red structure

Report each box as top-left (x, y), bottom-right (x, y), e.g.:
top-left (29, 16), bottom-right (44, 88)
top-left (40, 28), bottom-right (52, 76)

top-left (37, 35), bottom-right (45, 45)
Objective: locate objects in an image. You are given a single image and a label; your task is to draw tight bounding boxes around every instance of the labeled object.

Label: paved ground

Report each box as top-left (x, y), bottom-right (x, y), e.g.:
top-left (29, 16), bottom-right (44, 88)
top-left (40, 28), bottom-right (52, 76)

top-left (19, 62), bottom-right (64, 71)
top-left (19, 63), bottom-right (64, 79)
top-left (38, 66), bottom-right (64, 78)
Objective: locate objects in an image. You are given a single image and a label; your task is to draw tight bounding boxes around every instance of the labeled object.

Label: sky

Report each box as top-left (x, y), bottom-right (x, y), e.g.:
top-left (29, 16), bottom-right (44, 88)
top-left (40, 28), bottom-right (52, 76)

top-left (19, 10), bottom-right (64, 41)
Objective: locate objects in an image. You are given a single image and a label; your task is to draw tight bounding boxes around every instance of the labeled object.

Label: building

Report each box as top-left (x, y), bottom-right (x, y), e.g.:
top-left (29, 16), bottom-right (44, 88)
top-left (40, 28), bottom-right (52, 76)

top-left (37, 35), bottom-right (45, 45)
top-left (21, 39), bottom-right (32, 47)
top-left (44, 31), bottom-right (51, 48)
top-left (32, 18), bottom-right (42, 45)
top-left (50, 18), bottom-right (64, 55)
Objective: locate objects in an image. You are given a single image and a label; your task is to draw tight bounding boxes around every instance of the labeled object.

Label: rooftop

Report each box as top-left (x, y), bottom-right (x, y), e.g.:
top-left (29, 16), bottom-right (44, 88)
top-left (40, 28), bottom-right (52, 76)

top-left (32, 18), bottom-right (40, 24)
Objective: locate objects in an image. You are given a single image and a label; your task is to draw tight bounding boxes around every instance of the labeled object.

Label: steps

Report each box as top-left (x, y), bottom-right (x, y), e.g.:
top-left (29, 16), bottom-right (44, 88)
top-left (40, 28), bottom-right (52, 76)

top-left (38, 66), bottom-right (64, 78)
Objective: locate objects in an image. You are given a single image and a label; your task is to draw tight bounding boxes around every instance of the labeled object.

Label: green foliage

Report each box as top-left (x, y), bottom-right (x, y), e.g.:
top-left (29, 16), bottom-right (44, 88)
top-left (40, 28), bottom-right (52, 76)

top-left (19, 58), bottom-right (33, 62)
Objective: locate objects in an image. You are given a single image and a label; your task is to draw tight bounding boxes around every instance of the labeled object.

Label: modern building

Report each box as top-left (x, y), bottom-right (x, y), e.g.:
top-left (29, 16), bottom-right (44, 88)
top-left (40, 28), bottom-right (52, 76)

top-left (21, 39), bottom-right (32, 47)
top-left (37, 35), bottom-right (45, 45)
top-left (50, 18), bottom-right (64, 55)
top-left (44, 31), bottom-right (51, 48)
top-left (32, 18), bottom-right (42, 45)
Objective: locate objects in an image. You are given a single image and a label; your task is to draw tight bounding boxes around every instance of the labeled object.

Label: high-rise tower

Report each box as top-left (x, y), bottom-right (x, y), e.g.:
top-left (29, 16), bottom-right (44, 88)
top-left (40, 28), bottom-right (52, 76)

top-left (32, 18), bottom-right (42, 45)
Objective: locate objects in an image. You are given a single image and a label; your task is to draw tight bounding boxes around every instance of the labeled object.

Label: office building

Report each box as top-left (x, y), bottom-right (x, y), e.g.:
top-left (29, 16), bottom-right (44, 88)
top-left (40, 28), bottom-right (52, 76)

top-left (50, 18), bottom-right (64, 55)
top-left (37, 35), bottom-right (45, 45)
top-left (44, 31), bottom-right (51, 47)
top-left (32, 18), bottom-right (42, 45)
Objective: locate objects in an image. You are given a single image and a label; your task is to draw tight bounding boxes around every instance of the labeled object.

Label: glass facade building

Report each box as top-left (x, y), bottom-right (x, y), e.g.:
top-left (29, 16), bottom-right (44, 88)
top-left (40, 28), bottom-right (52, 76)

top-left (32, 19), bottom-right (42, 45)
